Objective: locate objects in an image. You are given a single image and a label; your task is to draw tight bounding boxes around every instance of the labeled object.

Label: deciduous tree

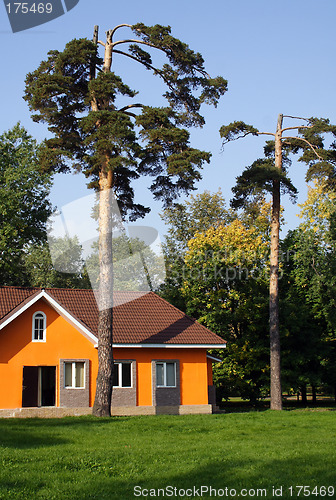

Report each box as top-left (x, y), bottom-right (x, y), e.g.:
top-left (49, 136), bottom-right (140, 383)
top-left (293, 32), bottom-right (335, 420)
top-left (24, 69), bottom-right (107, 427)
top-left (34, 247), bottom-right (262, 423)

top-left (160, 189), bottom-right (232, 310)
top-left (181, 203), bottom-right (271, 403)
top-left (281, 181), bottom-right (336, 400)
top-left (0, 124), bottom-right (52, 285)
top-left (23, 237), bottom-right (91, 289)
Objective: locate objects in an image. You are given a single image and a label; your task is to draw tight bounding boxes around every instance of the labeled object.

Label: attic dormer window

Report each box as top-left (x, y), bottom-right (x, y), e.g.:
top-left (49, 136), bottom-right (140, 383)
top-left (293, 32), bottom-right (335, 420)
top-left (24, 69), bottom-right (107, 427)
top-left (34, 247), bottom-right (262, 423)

top-left (32, 312), bottom-right (46, 342)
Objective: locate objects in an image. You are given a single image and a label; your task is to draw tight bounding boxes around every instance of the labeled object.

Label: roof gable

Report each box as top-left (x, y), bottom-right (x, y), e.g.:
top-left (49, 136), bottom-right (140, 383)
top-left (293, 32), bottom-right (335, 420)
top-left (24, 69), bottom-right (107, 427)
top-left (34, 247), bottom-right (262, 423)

top-left (0, 288), bottom-right (97, 345)
top-left (0, 287), bottom-right (226, 347)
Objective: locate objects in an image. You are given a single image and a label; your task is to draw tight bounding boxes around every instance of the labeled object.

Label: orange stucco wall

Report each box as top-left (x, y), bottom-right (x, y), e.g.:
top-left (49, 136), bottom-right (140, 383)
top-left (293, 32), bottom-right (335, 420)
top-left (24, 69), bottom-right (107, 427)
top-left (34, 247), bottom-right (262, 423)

top-left (0, 299), bottom-right (99, 409)
top-left (0, 299), bottom-right (213, 409)
top-left (115, 347), bottom-right (209, 406)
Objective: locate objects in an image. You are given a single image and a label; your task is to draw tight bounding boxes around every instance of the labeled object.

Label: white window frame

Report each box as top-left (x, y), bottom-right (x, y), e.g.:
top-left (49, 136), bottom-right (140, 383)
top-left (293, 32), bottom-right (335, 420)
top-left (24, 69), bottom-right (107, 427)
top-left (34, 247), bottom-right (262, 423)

top-left (156, 361), bottom-right (177, 388)
top-left (32, 311), bottom-right (46, 342)
top-left (64, 361), bottom-right (85, 389)
top-left (113, 361), bottom-right (133, 388)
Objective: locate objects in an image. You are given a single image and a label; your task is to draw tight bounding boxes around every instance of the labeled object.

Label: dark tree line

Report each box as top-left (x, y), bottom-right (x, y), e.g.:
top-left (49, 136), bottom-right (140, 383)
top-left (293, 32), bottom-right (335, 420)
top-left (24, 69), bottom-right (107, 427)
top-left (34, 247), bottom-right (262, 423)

top-left (160, 189), bottom-right (336, 404)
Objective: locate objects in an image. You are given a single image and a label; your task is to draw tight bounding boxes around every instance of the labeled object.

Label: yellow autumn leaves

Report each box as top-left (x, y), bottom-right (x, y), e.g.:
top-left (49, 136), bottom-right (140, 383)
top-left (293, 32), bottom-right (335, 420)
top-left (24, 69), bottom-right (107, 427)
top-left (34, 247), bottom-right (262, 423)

top-left (181, 206), bottom-right (271, 328)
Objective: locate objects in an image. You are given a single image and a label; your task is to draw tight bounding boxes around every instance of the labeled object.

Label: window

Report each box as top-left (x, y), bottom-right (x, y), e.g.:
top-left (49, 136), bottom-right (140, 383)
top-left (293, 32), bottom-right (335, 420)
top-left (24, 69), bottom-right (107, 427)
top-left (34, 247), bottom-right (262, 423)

top-left (113, 362), bottom-right (132, 388)
top-left (64, 362), bottom-right (85, 388)
top-left (156, 362), bottom-right (176, 388)
top-left (32, 312), bottom-right (46, 342)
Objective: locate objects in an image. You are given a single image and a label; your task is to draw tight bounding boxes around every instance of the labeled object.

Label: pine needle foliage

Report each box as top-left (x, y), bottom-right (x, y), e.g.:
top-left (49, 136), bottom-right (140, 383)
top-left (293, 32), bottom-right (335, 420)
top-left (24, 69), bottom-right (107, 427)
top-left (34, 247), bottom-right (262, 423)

top-left (24, 25), bottom-right (228, 217)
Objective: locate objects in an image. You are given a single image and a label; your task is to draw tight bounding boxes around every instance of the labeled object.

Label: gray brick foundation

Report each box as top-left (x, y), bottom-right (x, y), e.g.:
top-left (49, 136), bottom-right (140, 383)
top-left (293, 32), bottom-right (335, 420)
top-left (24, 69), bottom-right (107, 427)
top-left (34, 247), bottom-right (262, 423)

top-left (0, 404), bottom-right (214, 418)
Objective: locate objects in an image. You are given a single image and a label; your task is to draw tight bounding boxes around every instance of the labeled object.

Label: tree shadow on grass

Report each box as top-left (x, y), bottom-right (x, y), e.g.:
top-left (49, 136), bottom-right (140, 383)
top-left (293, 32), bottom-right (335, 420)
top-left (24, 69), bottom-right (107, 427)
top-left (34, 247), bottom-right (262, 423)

top-left (0, 427), bottom-right (69, 449)
top-left (0, 416), bottom-right (130, 449)
top-left (79, 453), bottom-right (336, 499)
top-left (221, 400), bottom-right (336, 414)
top-left (1, 451), bottom-right (333, 500)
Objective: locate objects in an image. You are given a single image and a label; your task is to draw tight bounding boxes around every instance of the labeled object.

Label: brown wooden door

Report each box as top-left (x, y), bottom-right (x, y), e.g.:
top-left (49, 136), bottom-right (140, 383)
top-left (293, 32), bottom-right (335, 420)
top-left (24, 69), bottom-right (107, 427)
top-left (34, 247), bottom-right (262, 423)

top-left (22, 366), bottom-right (38, 407)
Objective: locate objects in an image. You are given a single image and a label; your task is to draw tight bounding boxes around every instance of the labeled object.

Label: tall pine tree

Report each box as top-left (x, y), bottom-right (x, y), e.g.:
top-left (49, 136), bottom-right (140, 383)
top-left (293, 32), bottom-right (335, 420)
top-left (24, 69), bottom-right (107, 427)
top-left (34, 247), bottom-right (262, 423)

top-left (220, 115), bottom-right (336, 410)
top-left (24, 24), bottom-right (227, 416)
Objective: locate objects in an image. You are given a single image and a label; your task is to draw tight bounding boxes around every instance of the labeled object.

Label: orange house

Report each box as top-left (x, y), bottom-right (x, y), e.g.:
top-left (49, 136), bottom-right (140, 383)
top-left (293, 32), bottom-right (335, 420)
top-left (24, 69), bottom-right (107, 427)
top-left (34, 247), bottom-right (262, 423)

top-left (0, 287), bottom-right (226, 416)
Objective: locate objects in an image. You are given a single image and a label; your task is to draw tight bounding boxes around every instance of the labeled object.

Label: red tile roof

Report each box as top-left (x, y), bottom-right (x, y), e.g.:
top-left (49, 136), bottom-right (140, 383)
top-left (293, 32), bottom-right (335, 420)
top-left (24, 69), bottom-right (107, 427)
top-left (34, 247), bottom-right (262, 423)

top-left (0, 287), bottom-right (226, 346)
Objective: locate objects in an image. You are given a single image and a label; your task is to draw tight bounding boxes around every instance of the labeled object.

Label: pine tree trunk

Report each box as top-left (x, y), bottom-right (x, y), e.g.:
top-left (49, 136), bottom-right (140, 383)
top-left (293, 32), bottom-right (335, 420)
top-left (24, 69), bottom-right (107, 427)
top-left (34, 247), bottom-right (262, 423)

top-left (91, 27), bottom-right (115, 417)
top-left (93, 308), bottom-right (113, 416)
top-left (92, 172), bottom-right (114, 417)
top-left (269, 114), bottom-right (283, 410)
top-left (311, 384), bottom-right (317, 404)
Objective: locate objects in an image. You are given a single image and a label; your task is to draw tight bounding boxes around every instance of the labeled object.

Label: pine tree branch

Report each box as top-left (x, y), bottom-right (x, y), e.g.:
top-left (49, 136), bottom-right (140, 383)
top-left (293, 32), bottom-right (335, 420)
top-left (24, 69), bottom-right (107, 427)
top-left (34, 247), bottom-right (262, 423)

top-left (110, 23), bottom-right (133, 38)
top-left (281, 125), bottom-right (312, 133)
top-left (111, 39), bottom-right (162, 52)
top-left (112, 49), bottom-right (173, 89)
top-left (282, 115), bottom-right (310, 121)
top-left (112, 37), bottom-right (209, 76)
top-left (221, 129), bottom-right (274, 146)
top-left (112, 49), bottom-right (195, 120)
top-left (281, 136), bottom-right (324, 160)
top-left (98, 41), bottom-right (106, 47)
top-left (118, 103), bottom-right (144, 114)
top-left (257, 132), bottom-right (276, 137)
top-left (111, 30), bottom-right (208, 78)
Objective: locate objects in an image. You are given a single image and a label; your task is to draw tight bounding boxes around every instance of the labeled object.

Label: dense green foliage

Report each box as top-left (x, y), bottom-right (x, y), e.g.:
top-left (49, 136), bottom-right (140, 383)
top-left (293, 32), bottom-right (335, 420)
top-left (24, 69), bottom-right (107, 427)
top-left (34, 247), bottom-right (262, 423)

top-left (161, 186), bottom-right (336, 402)
top-left (85, 234), bottom-right (164, 291)
top-left (181, 202), bottom-right (271, 402)
top-left (159, 190), bottom-right (232, 310)
top-left (231, 157), bottom-right (298, 208)
top-left (23, 237), bottom-right (91, 289)
top-left (280, 182), bottom-right (336, 399)
top-left (161, 193), bottom-right (272, 401)
top-left (0, 412), bottom-right (335, 499)
top-left (0, 124), bottom-right (52, 285)
top-left (221, 117), bottom-right (336, 209)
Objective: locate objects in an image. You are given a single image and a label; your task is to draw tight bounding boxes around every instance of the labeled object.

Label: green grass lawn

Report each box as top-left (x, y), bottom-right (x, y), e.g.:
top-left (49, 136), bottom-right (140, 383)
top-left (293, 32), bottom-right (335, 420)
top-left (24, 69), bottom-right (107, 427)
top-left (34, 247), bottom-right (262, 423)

top-left (0, 410), bottom-right (335, 499)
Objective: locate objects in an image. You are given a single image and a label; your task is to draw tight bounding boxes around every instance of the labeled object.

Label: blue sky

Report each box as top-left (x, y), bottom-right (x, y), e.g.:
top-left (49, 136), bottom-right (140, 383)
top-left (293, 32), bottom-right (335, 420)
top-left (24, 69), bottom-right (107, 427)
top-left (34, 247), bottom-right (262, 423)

top-left (1, 0), bottom-right (336, 238)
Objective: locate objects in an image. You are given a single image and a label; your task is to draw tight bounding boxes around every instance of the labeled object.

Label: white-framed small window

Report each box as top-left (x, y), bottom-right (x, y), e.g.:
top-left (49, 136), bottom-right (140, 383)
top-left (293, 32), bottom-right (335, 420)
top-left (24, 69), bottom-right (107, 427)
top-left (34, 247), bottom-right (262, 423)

top-left (156, 362), bottom-right (176, 388)
top-left (64, 362), bottom-right (85, 389)
top-left (113, 362), bottom-right (132, 388)
top-left (32, 311), bottom-right (46, 342)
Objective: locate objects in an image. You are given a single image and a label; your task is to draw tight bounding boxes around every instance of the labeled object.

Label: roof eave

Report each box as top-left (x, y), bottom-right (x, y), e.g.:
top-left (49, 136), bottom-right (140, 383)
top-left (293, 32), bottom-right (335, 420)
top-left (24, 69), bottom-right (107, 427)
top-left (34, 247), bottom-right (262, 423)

top-left (94, 343), bottom-right (227, 349)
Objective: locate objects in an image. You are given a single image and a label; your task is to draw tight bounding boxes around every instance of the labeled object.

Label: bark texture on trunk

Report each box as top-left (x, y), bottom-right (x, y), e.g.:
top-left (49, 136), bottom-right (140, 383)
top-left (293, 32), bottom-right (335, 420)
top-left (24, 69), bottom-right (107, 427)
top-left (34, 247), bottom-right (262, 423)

top-left (92, 308), bottom-right (114, 416)
top-left (91, 27), bottom-right (116, 417)
top-left (92, 171), bottom-right (114, 417)
top-left (269, 114), bottom-right (283, 410)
